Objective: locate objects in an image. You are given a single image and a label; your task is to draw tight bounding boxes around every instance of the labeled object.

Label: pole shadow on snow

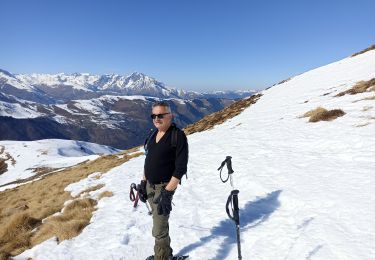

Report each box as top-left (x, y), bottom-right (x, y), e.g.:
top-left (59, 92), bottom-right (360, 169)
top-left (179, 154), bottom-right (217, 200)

top-left (177, 190), bottom-right (282, 259)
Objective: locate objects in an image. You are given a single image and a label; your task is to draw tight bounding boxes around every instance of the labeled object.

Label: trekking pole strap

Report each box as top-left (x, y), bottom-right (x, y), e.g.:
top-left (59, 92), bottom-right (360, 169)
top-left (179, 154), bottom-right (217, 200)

top-left (225, 190), bottom-right (240, 225)
top-left (130, 183), bottom-right (139, 207)
top-left (218, 156), bottom-right (234, 183)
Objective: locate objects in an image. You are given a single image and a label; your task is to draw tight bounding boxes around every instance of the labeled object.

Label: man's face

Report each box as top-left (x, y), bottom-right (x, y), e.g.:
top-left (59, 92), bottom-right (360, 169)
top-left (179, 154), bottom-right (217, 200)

top-left (151, 105), bottom-right (172, 131)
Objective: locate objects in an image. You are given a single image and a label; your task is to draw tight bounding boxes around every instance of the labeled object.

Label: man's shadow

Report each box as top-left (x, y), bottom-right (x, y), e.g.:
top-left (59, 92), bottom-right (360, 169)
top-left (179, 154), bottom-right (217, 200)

top-left (177, 190), bottom-right (282, 259)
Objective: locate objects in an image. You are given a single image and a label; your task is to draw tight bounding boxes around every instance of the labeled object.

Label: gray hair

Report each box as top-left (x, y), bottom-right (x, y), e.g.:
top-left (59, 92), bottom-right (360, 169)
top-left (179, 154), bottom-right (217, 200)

top-left (152, 101), bottom-right (172, 113)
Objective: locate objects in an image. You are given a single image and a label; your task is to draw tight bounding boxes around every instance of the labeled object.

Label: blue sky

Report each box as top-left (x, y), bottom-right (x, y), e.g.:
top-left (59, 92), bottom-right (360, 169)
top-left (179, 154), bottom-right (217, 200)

top-left (1, 0), bottom-right (375, 91)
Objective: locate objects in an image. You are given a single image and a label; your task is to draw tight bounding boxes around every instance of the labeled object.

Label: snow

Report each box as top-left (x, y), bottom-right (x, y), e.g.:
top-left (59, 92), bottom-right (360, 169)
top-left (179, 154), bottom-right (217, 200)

top-left (70, 95), bottom-right (148, 115)
top-left (65, 172), bottom-right (104, 198)
top-left (0, 139), bottom-right (120, 191)
top-left (0, 70), bottom-right (34, 91)
top-left (16, 73), bottom-right (100, 91)
top-left (55, 95), bottom-right (150, 128)
top-left (98, 95), bottom-right (147, 101)
top-left (0, 101), bottom-right (42, 118)
top-left (13, 49), bottom-right (375, 259)
top-left (14, 72), bottom-right (170, 94)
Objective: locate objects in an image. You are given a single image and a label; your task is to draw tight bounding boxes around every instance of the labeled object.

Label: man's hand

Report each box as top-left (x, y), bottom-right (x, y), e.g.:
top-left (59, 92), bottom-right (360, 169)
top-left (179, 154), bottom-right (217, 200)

top-left (154, 187), bottom-right (174, 216)
top-left (137, 180), bottom-right (148, 203)
top-left (165, 176), bottom-right (179, 191)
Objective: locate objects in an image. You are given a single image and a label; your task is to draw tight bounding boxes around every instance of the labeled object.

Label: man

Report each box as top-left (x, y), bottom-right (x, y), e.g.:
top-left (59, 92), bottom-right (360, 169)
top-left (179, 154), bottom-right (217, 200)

top-left (138, 101), bottom-right (189, 260)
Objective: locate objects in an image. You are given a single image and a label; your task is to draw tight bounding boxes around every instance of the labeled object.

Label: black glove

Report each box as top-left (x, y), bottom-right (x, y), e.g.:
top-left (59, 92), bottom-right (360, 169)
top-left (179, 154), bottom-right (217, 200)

top-left (153, 187), bottom-right (174, 216)
top-left (137, 180), bottom-right (147, 203)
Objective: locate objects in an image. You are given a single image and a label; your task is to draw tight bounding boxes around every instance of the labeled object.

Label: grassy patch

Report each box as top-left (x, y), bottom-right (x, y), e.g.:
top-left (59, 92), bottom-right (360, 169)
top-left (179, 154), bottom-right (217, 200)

top-left (98, 191), bottom-right (114, 200)
top-left (302, 107), bottom-right (346, 122)
top-left (31, 198), bottom-right (97, 245)
top-left (0, 160), bottom-right (7, 175)
top-left (362, 106), bottom-right (373, 112)
top-left (361, 96), bottom-right (375, 102)
top-left (184, 94), bottom-right (262, 135)
top-left (0, 146), bottom-right (16, 176)
top-left (0, 213), bottom-right (40, 258)
top-left (273, 77), bottom-right (292, 87)
top-left (76, 184), bottom-right (105, 198)
top-left (351, 44), bottom-right (375, 57)
top-left (0, 148), bottom-right (142, 257)
top-left (356, 122), bottom-right (370, 127)
top-left (336, 78), bottom-right (375, 97)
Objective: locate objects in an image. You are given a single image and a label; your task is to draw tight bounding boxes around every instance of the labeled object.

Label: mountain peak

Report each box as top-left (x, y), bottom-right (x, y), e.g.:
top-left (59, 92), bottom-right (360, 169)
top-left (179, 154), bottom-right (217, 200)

top-left (128, 72), bottom-right (148, 81)
top-left (0, 69), bottom-right (15, 78)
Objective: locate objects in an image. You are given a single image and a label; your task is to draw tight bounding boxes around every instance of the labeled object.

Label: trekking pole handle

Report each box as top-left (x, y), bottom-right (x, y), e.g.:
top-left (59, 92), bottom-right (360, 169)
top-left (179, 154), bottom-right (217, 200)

top-left (218, 156), bottom-right (234, 183)
top-left (130, 183), bottom-right (138, 201)
top-left (226, 189), bottom-right (240, 225)
top-left (225, 156), bottom-right (234, 174)
top-left (232, 191), bottom-right (240, 225)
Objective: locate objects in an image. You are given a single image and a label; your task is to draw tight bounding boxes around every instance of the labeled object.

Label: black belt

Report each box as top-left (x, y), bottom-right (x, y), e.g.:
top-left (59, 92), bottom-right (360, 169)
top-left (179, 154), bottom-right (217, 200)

top-left (147, 181), bottom-right (168, 189)
top-left (148, 180), bottom-right (168, 185)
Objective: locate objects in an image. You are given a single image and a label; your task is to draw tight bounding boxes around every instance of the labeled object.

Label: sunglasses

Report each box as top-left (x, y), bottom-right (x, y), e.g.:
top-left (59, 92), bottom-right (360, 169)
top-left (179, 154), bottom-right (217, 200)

top-left (151, 113), bottom-right (170, 119)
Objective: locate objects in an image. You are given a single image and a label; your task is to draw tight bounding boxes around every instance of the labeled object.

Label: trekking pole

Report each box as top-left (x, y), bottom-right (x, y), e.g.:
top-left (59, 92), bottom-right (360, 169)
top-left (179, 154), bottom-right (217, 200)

top-left (217, 156), bottom-right (235, 187)
top-left (218, 156), bottom-right (242, 260)
top-left (130, 183), bottom-right (152, 215)
top-left (226, 190), bottom-right (242, 260)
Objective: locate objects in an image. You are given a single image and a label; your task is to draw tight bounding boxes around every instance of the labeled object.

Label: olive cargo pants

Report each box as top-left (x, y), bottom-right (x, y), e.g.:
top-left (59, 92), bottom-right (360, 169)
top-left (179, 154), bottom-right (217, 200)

top-left (147, 182), bottom-right (173, 260)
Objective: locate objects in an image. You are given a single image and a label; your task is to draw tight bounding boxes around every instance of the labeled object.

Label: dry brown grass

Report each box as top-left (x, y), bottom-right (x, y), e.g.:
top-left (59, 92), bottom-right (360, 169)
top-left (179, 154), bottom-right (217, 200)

top-left (362, 96), bottom-right (375, 101)
top-left (98, 191), bottom-right (114, 200)
top-left (362, 106), bottom-right (373, 112)
top-left (76, 184), bottom-right (105, 198)
top-left (0, 146), bottom-right (15, 176)
top-left (302, 107), bottom-right (346, 122)
top-left (356, 122), bottom-right (370, 127)
top-left (0, 213), bottom-right (40, 258)
top-left (0, 148), bottom-right (142, 258)
top-left (0, 160), bottom-right (7, 175)
top-left (351, 44), bottom-right (375, 57)
top-left (30, 167), bottom-right (59, 176)
top-left (0, 167), bottom-right (60, 189)
top-left (93, 173), bottom-right (103, 180)
top-left (184, 94), bottom-right (262, 135)
top-left (274, 77), bottom-right (292, 86)
top-left (31, 198), bottom-right (97, 245)
top-left (336, 78), bottom-right (375, 97)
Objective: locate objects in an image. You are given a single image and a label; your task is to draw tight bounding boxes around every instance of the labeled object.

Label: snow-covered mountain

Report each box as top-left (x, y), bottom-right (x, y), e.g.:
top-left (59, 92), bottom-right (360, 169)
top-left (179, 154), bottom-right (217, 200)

top-left (15, 71), bottom-right (182, 99)
top-left (0, 139), bottom-right (120, 190)
top-left (1, 70), bottom-right (256, 103)
top-left (201, 89), bottom-right (257, 99)
top-left (1, 70), bottom-right (255, 149)
top-left (2, 46), bottom-right (374, 259)
top-left (0, 94), bottom-right (233, 149)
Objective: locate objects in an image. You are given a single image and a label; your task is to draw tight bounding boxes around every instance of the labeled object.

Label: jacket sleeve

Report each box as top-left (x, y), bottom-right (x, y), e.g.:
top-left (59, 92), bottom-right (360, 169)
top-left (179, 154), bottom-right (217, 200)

top-left (173, 130), bottom-right (188, 180)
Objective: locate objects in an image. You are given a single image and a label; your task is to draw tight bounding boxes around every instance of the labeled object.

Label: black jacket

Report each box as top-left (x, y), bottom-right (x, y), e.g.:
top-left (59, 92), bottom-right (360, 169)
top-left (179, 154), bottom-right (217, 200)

top-left (144, 124), bottom-right (188, 184)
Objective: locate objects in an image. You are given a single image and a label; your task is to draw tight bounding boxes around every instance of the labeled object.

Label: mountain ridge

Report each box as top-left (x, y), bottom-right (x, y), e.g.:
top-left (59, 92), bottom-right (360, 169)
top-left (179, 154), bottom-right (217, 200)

top-left (1, 69), bottom-right (257, 103)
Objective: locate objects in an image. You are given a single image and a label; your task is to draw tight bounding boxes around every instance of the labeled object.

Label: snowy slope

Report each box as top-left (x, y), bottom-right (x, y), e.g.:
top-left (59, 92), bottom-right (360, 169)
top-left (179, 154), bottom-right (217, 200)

top-left (0, 69), bottom-right (34, 91)
top-left (0, 139), bottom-right (120, 191)
top-left (16, 49), bottom-right (375, 260)
top-left (15, 72), bottom-right (180, 97)
top-left (0, 100), bottom-right (42, 118)
top-left (16, 73), bottom-right (100, 91)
